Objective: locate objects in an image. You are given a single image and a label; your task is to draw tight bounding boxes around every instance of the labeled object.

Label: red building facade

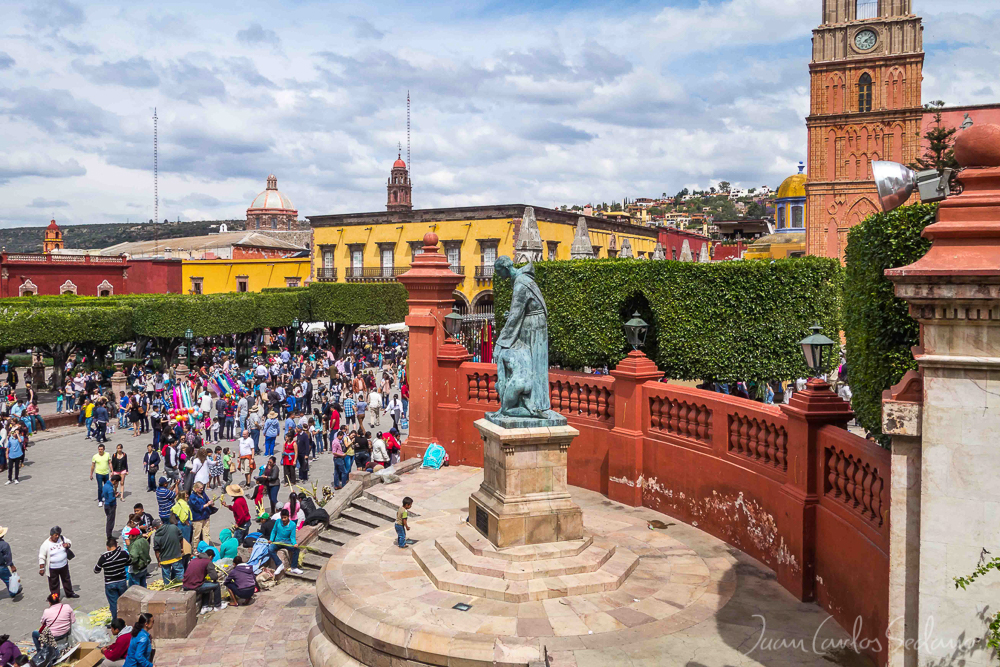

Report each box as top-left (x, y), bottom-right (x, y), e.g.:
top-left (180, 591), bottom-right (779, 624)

top-left (655, 226), bottom-right (711, 260)
top-left (0, 253), bottom-right (182, 297)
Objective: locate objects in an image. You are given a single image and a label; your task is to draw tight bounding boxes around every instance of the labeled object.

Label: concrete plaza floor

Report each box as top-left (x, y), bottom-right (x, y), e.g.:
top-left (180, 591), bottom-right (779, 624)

top-left (312, 466), bottom-right (876, 667)
top-left (0, 409), bottom-right (401, 644)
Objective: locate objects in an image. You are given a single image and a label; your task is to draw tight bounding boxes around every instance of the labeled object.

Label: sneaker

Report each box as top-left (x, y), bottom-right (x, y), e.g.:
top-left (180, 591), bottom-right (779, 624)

top-left (98, 502), bottom-right (103, 507)
top-left (289, 568), bottom-right (304, 575)
top-left (217, 602), bottom-right (229, 611)
top-left (14, 480), bottom-right (18, 484)
top-left (3, 481), bottom-right (9, 486)
top-left (199, 606), bottom-right (211, 615)
top-left (273, 563), bottom-right (285, 576)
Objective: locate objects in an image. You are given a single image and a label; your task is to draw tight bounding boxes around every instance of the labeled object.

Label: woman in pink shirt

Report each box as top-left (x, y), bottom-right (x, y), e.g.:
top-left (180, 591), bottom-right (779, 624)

top-left (33, 593), bottom-right (75, 651)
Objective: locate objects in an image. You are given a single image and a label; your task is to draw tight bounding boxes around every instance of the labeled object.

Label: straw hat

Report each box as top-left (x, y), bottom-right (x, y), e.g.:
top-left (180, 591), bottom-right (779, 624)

top-left (0, 526), bottom-right (8, 538)
top-left (225, 483), bottom-right (244, 497)
top-left (268, 410), bottom-right (278, 419)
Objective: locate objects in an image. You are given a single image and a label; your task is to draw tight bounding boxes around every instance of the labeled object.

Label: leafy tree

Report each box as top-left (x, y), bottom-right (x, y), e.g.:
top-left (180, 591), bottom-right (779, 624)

top-left (911, 101), bottom-right (960, 173)
top-left (747, 201), bottom-right (767, 219)
top-left (719, 181), bottom-right (731, 193)
top-left (675, 188), bottom-right (689, 201)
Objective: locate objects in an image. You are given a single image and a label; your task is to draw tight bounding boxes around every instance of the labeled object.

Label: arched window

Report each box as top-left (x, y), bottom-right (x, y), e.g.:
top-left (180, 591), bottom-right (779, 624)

top-left (777, 206), bottom-right (785, 229)
top-left (858, 73), bottom-right (873, 113)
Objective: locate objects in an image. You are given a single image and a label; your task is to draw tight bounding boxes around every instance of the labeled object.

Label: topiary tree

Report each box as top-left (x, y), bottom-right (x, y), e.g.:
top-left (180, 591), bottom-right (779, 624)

top-left (843, 203), bottom-right (937, 445)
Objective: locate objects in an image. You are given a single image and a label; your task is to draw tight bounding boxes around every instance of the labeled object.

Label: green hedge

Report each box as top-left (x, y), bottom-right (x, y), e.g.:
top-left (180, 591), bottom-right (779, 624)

top-left (843, 203), bottom-right (936, 445)
top-left (0, 305), bottom-right (135, 348)
top-left (495, 257), bottom-right (842, 383)
top-left (309, 282), bottom-right (408, 325)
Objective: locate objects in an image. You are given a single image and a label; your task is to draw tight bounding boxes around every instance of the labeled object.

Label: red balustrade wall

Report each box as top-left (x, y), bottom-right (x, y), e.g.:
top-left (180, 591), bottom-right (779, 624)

top-left (433, 358), bottom-right (889, 666)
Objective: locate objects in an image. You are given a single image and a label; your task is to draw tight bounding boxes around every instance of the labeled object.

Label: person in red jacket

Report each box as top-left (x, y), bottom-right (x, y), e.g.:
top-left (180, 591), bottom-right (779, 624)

top-left (102, 618), bottom-right (132, 666)
top-left (221, 484), bottom-right (252, 543)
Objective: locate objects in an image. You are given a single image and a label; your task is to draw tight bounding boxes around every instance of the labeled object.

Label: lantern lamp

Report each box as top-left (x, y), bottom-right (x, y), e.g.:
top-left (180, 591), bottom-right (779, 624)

top-left (799, 323), bottom-right (835, 376)
top-left (444, 306), bottom-right (463, 340)
top-left (624, 311), bottom-right (649, 351)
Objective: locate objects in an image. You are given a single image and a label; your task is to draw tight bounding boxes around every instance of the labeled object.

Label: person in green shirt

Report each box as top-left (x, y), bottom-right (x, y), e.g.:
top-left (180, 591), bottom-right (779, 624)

top-left (216, 529), bottom-right (239, 561)
top-left (395, 497), bottom-right (412, 549)
top-left (124, 526), bottom-right (151, 588)
top-left (90, 444), bottom-right (112, 505)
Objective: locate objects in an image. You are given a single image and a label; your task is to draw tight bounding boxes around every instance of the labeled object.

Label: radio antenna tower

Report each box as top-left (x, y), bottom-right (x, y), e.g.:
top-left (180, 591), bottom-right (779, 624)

top-left (153, 108), bottom-right (158, 225)
top-left (407, 91), bottom-right (410, 173)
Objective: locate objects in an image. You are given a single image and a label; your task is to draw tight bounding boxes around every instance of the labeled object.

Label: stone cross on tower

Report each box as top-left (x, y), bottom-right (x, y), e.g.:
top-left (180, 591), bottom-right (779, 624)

top-left (514, 206), bottom-right (543, 263)
top-left (570, 217), bottom-right (594, 259)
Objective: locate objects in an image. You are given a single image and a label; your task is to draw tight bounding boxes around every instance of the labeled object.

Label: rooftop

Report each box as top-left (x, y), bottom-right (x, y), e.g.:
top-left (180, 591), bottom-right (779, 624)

top-left (98, 231), bottom-right (306, 257)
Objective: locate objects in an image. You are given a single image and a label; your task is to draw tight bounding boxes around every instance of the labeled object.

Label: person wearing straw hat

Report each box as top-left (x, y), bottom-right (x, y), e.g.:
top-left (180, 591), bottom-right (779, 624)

top-left (221, 482), bottom-right (252, 543)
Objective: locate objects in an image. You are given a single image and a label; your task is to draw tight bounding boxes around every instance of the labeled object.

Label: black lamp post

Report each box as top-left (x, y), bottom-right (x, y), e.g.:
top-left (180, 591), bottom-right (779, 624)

top-left (184, 328), bottom-right (193, 368)
top-left (799, 323), bottom-right (835, 377)
top-left (292, 318), bottom-right (300, 352)
top-left (624, 311), bottom-right (649, 352)
top-left (444, 306), bottom-right (463, 341)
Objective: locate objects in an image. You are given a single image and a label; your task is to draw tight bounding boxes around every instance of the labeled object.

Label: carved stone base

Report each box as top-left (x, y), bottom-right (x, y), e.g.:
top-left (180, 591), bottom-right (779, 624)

top-left (468, 418), bottom-right (583, 548)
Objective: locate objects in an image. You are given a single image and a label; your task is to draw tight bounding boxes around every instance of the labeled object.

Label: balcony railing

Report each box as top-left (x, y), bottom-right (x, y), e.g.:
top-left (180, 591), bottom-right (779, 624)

top-left (474, 265), bottom-right (494, 286)
top-left (344, 266), bottom-right (407, 283)
top-left (450, 265), bottom-right (465, 280)
top-left (316, 267), bottom-right (337, 282)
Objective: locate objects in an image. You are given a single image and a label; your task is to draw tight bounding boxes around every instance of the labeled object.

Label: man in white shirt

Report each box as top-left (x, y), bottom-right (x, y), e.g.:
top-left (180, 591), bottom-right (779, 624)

top-left (199, 391), bottom-right (214, 415)
top-left (367, 390), bottom-right (382, 428)
top-left (237, 430), bottom-right (255, 486)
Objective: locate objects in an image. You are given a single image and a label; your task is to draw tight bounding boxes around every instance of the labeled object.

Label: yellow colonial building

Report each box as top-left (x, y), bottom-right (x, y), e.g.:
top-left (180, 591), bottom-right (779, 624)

top-left (181, 258), bottom-right (311, 294)
top-left (307, 204), bottom-right (658, 313)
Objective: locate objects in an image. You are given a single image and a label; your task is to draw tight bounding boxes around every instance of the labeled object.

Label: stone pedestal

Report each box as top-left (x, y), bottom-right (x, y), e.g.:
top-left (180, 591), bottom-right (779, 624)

top-left (110, 362), bottom-right (127, 397)
top-left (468, 418), bottom-right (583, 548)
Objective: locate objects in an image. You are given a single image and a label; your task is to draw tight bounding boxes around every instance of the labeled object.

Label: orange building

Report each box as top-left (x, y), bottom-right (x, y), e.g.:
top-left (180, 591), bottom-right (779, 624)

top-left (805, 0), bottom-right (924, 261)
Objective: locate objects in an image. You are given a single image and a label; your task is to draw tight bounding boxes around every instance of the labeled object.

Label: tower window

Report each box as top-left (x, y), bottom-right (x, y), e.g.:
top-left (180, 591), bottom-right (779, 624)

top-left (858, 73), bottom-right (873, 113)
top-left (856, 0), bottom-right (878, 20)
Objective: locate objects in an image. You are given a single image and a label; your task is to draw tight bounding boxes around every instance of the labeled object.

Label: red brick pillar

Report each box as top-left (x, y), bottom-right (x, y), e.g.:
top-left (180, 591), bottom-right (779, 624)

top-left (397, 232), bottom-right (464, 461)
top-left (779, 377), bottom-right (853, 600)
top-left (607, 351), bottom-right (663, 507)
top-left (436, 337), bottom-right (474, 465)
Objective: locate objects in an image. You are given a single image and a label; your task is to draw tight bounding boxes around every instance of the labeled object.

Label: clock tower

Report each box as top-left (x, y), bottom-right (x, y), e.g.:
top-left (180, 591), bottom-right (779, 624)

top-left (804, 0), bottom-right (924, 261)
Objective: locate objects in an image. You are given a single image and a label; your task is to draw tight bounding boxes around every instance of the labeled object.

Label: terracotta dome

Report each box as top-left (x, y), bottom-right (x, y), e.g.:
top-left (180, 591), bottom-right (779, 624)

top-left (249, 174), bottom-right (295, 212)
top-left (47, 219), bottom-right (60, 230)
top-left (393, 157), bottom-right (406, 169)
top-left (776, 162), bottom-right (807, 200)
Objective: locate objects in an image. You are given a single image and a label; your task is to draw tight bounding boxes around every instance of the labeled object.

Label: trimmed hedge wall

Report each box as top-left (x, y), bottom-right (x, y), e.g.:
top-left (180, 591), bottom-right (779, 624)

top-left (495, 257), bottom-right (842, 383)
top-left (843, 203), bottom-right (936, 445)
top-left (0, 305), bottom-right (134, 348)
top-left (309, 282), bottom-right (409, 325)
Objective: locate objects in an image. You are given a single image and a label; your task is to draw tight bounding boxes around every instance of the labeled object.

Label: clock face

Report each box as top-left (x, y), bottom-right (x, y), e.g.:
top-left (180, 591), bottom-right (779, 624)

top-left (855, 29), bottom-right (877, 50)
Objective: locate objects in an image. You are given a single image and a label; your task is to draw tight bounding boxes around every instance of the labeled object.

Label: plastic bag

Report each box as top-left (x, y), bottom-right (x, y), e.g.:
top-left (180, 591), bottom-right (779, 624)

top-left (421, 443), bottom-right (446, 470)
top-left (7, 571), bottom-right (20, 596)
top-left (71, 621), bottom-right (111, 645)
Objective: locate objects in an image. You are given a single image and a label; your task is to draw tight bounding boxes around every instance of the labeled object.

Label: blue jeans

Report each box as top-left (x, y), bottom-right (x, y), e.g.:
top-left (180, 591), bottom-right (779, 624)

top-left (402, 398), bottom-right (408, 416)
top-left (86, 417), bottom-right (94, 437)
top-left (128, 569), bottom-right (148, 588)
top-left (268, 543), bottom-right (299, 568)
top-left (251, 429), bottom-right (261, 454)
top-left (161, 560), bottom-right (185, 584)
top-left (105, 579), bottom-right (129, 620)
top-left (96, 473), bottom-right (109, 501)
top-left (0, 565), bottom-right (11, 592)
top-left (179, 522), bottom-right (192, 544)
top-left (334, 458), bottom-right (348, 488)
top-left (194, 581), bottom-right (221, 608)
top-left (395, 523), bottom-right (407, 548)
top-left (56, 400), bottom-right (63, 414)
top-left (344, 455), bottom-right (354, 474)
top-left (264, 436), bottom-right (276, 456)
top-left (66, 394), bottom-right (76, 411)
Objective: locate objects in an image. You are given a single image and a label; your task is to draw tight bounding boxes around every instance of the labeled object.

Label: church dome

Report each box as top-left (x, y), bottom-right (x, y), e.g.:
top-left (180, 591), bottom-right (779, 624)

top-left (393, 157), bottom-right (406, 169)
top-left (776, 162), bottom-right (807, 200)
top-left (249, 174), bottom-right (295, 212)
top-left (47, 219), bottom-right (60, 231)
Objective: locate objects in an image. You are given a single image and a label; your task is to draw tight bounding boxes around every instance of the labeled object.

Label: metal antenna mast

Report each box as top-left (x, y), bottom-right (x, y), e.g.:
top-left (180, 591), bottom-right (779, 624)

top-left (153, 108), bottom-right (158, 225)
top-left (407, 91), bottom-right (410, 172)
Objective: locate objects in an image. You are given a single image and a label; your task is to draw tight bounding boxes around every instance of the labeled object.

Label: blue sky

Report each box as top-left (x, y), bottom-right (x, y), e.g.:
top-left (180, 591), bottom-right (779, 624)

top-left (0, 0), bottom-right (997, 227)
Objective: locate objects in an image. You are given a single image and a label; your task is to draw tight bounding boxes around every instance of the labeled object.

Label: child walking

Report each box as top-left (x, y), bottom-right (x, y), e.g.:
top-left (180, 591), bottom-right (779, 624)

top-left (395, 496), bottom-right (412, 549)
top-left (209, 446), bottom-right (224, 489)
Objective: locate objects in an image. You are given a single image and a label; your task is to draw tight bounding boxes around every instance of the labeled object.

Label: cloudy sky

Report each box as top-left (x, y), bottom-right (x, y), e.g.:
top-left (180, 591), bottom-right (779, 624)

top-left (0, 0), bottom-right (996, 227)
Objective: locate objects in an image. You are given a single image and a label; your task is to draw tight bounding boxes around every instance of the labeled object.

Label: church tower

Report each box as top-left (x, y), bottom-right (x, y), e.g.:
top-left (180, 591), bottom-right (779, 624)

top-left (805, 0), bottom-right (924, 261)
top-left (43, 219), bottom-right (64, 253)
top-left (387, 153), bottom-right (412, 212)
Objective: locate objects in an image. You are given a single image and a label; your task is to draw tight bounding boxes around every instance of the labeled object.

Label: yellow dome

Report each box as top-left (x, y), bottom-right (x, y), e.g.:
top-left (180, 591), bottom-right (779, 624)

top-left (776, 162), bottom-right (807, 199)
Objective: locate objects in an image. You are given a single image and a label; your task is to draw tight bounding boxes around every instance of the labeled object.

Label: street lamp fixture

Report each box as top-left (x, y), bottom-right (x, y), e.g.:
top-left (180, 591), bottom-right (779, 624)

top-left (872, 160), bottom-right (953, 212)
top-left (624, 311), bottom-right (649, 351)
top-left (799, 323), bottom-right (835, 377)
top-left (183, 328), bottom-right (194, 368)
top-left (292, 318), bottom-right (300, 329)
top-left (444, 306), bottom-right (463, 340)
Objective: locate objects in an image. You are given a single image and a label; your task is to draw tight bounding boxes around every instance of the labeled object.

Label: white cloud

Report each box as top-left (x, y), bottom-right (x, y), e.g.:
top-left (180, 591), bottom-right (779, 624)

top-left (0, 0), bottom-right (996, 227)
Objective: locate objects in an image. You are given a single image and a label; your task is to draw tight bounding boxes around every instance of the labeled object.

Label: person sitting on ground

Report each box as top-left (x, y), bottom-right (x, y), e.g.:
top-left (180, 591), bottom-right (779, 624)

top-left (122, 612), bottom-right (154, 667)
top-left (32, 593), bottom-right (74, 652)
top-left (223, 555), bottom-right (257, 606)
top-left (216, 528), bottom-right (240, 561)
top-left (101, 618), bottom-right (132, 667)
top-left (0, 633), bottom-right (22, 667)
top-left (267, 509), bottom-right (304, 576)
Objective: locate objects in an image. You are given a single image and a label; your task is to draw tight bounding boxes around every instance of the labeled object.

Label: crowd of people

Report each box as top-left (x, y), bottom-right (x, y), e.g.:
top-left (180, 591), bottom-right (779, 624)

top-left (0, 328), bottom-right (410, 663)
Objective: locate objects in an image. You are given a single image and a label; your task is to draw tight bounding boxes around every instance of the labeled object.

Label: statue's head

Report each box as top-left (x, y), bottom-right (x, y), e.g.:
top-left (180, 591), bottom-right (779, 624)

top-left (494, 255), bottom-right (514, 280)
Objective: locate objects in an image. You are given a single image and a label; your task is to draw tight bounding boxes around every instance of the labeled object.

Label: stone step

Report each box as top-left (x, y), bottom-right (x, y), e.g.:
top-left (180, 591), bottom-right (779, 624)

top-left (351, 497), bottom-right (398, 523)
top-left (412, 541), bottom-right (640, 603)
top-left (362, 490), bottom-right (421, 517)
top-left (318, 531), bottom-right (346, 546)
top-left (340, 507), bottom-right (385, 529)
top-left (286, 567), bottom-right (319, 582)
top-left (435, 535), bottom-right (615, 581)
top-left (328, 518), bottom-right (363, 536)
top-left (309, 541), bottom-right (339, 558)
top-left (302, 552), bottom-right (329, 570)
